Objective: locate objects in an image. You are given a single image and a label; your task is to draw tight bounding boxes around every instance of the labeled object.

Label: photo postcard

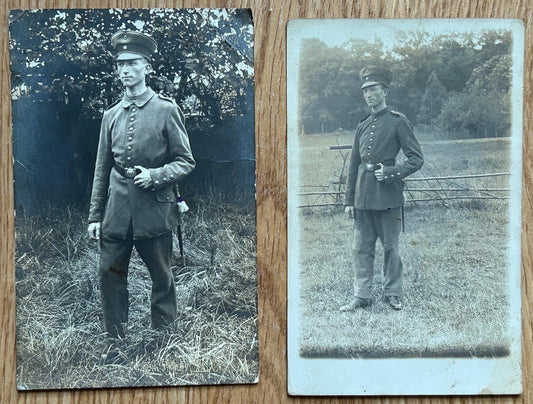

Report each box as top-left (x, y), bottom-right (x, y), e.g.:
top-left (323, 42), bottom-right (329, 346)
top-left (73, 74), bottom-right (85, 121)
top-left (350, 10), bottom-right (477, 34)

top-left (287, 18), bottom-right (523, 395)
top-left (10, 7), bottom-right (257, 390)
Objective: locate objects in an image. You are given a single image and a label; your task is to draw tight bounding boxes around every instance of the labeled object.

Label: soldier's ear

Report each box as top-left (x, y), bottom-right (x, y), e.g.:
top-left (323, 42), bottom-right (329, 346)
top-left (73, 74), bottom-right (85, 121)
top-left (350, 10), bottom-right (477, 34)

top-left (144, 63), bottom-right (153, 74)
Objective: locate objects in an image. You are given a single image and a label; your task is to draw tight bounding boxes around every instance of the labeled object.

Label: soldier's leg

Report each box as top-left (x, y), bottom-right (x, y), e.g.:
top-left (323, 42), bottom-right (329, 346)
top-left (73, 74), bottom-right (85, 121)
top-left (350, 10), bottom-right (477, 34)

top-left (99, 235), bottom-right (133, 339)
top-left (353, 209), bottom-right (378, 299)
top-left (135, 232), bottom-right (177, 330)
top-left (375, 207), bottom-right (403, 297)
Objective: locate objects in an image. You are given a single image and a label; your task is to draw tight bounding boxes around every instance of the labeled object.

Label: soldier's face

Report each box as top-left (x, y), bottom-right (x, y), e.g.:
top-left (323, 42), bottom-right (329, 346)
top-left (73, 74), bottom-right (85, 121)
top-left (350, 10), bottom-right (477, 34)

top-left (363, 84), bottom-right (387, 108)
top-left (116, 58), bottom-right (150, 88)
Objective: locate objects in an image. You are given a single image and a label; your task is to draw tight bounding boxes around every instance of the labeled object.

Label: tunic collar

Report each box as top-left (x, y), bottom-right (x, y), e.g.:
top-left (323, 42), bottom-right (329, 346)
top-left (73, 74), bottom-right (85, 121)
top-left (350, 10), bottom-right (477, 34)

top-left (120, 87), bottom-right (156, 108)
top-left (371, 106), bottom-right (389, 119)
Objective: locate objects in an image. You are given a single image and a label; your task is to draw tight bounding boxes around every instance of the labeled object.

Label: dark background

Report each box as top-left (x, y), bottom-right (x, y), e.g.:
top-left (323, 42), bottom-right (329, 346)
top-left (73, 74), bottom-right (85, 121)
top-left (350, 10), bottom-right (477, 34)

top-left (9, 8), bottom-right (255, 215)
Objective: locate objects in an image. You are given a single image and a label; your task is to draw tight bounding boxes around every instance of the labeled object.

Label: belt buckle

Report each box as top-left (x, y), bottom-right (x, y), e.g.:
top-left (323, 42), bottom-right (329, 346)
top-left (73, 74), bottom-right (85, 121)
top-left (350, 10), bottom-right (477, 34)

top-left (126, 168), bottom-right (136, 178)
top-left (366, 163), bottom-right (374, 172)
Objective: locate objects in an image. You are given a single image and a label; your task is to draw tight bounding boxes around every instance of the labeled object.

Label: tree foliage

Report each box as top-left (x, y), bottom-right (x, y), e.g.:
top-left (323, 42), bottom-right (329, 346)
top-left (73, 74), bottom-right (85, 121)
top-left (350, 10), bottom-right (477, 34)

top-left (417, 71), bottom-right (447, 124)
top-left (298, 29), bottom-right (513, 138)
top-left (10, 8), bottom-right (253, 124)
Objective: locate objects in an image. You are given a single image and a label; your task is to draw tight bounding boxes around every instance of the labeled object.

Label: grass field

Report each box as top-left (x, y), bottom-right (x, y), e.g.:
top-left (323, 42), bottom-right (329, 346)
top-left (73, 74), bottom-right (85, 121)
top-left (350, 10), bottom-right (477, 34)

top-left (15, 200), bottom-right (258, 389)
top-left (295, 130), bottom-right (514, 358)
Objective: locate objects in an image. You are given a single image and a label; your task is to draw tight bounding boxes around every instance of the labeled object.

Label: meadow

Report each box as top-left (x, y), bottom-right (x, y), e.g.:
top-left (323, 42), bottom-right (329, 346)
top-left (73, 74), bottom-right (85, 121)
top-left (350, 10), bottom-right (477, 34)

top-left (14, 200), bottom-right (258, 389)
top-left (295, 131), bottom-right (514, 358)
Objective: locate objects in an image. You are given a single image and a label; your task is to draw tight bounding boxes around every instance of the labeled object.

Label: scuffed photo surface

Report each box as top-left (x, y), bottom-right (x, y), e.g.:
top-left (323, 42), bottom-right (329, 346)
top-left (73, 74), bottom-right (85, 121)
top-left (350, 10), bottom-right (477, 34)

top-left (287, 18), bottom-right (523, 395)
top-left (10, 8), bottom-right (257, 390)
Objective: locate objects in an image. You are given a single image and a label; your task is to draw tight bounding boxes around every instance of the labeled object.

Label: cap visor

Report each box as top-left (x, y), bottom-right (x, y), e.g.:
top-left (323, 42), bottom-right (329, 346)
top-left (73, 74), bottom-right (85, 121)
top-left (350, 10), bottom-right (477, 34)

top-left (115, 52), bottom-right (148, 61)
top-left (361, 81), bottom-right (381, 89)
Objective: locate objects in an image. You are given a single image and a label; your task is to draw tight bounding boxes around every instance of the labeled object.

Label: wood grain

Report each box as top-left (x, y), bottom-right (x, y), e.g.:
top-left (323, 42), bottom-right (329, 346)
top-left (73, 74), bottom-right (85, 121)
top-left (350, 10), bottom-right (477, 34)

top-left (1, 0), bottom-right (531, 402)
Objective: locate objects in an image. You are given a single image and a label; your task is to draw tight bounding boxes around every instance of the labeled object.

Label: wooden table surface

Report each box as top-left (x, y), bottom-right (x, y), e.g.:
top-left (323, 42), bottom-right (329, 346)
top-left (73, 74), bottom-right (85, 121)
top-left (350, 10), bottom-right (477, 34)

top-left (1, 0), bottom-right (531, 403)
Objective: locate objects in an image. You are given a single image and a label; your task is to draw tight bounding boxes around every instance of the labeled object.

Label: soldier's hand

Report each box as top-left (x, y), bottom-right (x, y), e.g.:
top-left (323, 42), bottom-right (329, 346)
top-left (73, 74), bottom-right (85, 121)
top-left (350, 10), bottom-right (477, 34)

top-left (344, 206), bottom-right (354, 219)
top-left (133, 165), bottom-right (154, 189)
top-left (88, 222), bottom-right (101, 240)
top-left (374, 163), bottom-right (384, 182)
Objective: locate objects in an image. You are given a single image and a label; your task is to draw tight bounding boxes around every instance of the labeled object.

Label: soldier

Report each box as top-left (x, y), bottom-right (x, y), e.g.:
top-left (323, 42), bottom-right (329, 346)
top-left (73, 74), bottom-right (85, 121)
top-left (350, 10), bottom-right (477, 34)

top-left (87, 31), bottom-right (195, 339)
top-left (341, 66), bottom-right (423, 311)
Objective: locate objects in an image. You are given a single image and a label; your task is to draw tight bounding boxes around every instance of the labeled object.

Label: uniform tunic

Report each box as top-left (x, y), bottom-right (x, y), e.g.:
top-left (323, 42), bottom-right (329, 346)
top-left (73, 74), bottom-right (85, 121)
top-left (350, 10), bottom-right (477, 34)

top-left (89, 87), bottom-right (195, 240)
top-left (344, 107), bottom-right (423, 299)
top-left (344, 107), bottom-right (423, 210)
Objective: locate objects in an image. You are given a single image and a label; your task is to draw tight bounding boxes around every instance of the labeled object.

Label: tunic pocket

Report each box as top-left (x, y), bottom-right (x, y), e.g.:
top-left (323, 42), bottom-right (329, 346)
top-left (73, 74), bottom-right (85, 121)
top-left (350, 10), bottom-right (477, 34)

top-left (155, 186), bottom-right (177, 203)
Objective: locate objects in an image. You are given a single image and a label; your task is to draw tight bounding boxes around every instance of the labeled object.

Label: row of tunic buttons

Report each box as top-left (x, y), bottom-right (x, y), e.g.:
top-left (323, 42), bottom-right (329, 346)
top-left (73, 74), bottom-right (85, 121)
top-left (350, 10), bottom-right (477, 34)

top-left (124, 103), bottom-right (173, 201)
top-left (125, 106), bottom-right (137, 163)
top-left (367, 119), bottom-right (377, 157)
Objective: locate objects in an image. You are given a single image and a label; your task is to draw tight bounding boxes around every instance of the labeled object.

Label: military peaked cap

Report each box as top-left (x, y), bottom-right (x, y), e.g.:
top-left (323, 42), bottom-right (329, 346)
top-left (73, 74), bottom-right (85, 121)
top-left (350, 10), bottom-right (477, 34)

top-left (111, 31), bottom-right (157, 61)
top-left (359, 66), bottom-right (393, 89)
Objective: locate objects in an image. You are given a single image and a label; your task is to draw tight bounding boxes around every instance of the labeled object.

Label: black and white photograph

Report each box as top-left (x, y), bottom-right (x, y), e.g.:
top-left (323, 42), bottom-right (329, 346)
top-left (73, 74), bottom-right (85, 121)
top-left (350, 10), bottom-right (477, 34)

top-left (287, 18), bottom-right (523, 395)
top-left (10, 8), bottom-right (257, 389)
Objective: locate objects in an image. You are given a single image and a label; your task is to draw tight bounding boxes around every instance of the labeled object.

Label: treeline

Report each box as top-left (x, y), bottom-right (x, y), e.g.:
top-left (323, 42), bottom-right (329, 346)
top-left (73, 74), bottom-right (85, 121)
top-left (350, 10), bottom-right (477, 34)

top-left (299, 30), bottom-right (512, 138)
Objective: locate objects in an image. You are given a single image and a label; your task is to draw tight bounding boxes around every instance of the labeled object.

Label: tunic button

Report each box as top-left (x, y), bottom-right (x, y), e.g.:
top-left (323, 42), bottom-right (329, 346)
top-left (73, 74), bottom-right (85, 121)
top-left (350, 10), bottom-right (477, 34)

top-left (367, 152), bottom-right (371, 156)
top-left (128, 136), bottom-right (133, 141)
top-left (370, 132), bottom-right (374, 135)
top-left (367, 146), bottom-right (371, 149)
top-left (397, 172), bottom-right (401, 175)
top-left (163, 177), bottom-right (168, 181)
top-left (127, 157), bottom-right (132, 161)
top-left (391, 174), bottom-right (395, 178)
top-left (370, 138), bottom-right (373, 141)
top-left (130, 117), bottom-right (135, 121)
top-left (155, 180), bottom-right (159, 184)
top-left (129, 127), bottom-right (134, 131)
top-left (166, 196), bottom-right (170, 200)
top-left (127, 146), bottom-right (132, 150)
top-left (131, 107), bottom-right (137, 112)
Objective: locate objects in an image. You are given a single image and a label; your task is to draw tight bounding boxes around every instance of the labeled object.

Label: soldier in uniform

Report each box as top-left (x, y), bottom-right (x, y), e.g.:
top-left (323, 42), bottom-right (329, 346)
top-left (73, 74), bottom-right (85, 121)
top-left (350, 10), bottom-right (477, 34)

top-left (341, 66), bottom-right (423, 311)
top-left (87, 31), bottom-right (195, 339)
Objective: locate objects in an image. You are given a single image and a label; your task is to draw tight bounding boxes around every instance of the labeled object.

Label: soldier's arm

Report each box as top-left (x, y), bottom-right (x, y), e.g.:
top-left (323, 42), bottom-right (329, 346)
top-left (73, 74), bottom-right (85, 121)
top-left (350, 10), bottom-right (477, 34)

top-left (381, 116), bottom-right (423, 182)
top-left (148, 104), bottom-right (196, 189)
top-left (88, 112), bottom-right (113, 222)
top-left (343, 127), bottom-right (362, 207)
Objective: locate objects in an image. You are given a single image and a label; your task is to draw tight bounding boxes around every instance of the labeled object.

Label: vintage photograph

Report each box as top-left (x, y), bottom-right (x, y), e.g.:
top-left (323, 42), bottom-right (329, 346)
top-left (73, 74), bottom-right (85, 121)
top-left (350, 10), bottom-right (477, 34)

top-left (10, 8), bottom-right (257, 389)
top-left (287, 19), bottom-right (523, 395)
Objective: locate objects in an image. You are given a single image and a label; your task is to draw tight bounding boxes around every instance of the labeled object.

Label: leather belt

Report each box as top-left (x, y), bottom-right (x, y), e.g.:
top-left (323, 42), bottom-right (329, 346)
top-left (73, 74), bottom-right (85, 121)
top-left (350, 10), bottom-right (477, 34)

top-left (114, 164), bottom-right (140, 178)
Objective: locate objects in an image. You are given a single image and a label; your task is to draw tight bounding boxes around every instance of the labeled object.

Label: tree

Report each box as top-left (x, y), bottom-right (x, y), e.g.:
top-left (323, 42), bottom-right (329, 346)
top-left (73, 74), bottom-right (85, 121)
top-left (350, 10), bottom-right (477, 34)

top-left (417, 71), bottom-right (447, 124)
top-left (436, 55), bottom-right (511, 138)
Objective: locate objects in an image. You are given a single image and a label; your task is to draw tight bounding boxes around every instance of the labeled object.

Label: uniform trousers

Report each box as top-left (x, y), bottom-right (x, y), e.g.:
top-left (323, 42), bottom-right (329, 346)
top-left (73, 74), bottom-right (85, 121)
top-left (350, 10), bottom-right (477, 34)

top-left (99, 230), bottom-right (177, 338)
top-left (353, 207), bottom-right (403, 299)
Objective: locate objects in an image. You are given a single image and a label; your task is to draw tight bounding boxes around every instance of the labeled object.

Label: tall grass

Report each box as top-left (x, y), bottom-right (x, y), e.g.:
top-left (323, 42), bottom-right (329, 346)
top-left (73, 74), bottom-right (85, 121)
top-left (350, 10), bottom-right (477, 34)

top-left (15, 201), bottom-right (258, 389)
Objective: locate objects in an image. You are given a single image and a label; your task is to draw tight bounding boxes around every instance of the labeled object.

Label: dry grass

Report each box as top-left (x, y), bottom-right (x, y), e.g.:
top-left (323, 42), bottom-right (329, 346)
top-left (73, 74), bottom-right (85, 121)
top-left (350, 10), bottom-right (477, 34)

top-left (15, 201), bottom-right (258, 389)
top-left (296, 131), bottom-right (513, 358)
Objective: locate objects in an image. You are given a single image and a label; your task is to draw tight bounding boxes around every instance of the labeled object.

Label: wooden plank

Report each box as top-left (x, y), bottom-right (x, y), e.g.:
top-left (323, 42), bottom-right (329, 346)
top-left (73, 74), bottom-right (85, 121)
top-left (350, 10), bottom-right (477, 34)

top-left (1, 1), bottom-right (532, 403)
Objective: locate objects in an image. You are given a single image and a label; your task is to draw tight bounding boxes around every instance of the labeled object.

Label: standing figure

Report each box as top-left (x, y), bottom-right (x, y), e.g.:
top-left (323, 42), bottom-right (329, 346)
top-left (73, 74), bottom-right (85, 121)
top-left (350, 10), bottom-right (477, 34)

top-left (341, 66), bottom-right (423, 311)
top-left (87, 31), bottom-right (195, 338)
